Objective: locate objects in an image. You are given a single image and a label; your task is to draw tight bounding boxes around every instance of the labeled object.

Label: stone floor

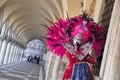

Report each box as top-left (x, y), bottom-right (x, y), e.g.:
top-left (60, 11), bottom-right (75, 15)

top-left (0, 62), bottom-right (42, 80)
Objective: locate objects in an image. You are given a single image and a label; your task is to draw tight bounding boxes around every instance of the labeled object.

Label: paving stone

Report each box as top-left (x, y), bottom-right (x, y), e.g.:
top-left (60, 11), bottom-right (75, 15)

top-left (0, 62), bottom-right (42, 80)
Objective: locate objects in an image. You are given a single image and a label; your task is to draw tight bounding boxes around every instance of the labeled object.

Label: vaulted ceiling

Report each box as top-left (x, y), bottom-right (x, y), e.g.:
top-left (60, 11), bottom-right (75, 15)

top-left (0, 0), bottom-right (83, 46)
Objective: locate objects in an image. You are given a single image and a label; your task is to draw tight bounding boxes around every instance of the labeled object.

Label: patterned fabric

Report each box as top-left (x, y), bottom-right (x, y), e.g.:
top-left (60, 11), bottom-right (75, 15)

top-left (62, 52), bottom-right (95, 80)
top-left (71, 63), bottom-right (92, 80)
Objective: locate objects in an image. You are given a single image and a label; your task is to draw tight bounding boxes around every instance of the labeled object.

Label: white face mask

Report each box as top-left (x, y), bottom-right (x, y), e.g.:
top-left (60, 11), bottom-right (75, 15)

top-left (73, 33), bottom-right (83, 45)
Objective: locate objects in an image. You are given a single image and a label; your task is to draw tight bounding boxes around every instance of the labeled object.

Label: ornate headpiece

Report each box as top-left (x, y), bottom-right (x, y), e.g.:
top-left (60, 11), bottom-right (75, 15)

top-left (46, 14), bottom-right (105, 58)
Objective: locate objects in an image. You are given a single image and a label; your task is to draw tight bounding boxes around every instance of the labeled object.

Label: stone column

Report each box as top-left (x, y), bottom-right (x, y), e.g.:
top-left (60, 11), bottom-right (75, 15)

top-left (13, 46), bottom-right (18, 62)
top-left (19, 48), bottom-right (23, 61)
top-left (100, 0), bottom-right (120, 80)
top-left (0, 39), bottom-right (3, 50)
top-left (16, 47), bottom-right (20, 62)
top-left (9, 43), bottom-right (16, 63)
top-left (58, 60), bottom-right (67, 79)
top-left (11, 45), bottom-right (17, 63)
top-left (18, 47), bottom-right (21, 61)
top-left (19, 49), bottom-right (24, 61)
top-left (58, 62), bottom-right (64, 79)
top-left (51, 56), bottom-right (61, 80)
top-left (7, 43), bottom-right (14, 63)
top-left (0, 39), bottom-right (8, 64)
top-left (3, 41), bottom-right (12, 64)
top-left (45, 52), bottom-right (54, 80)
top-left (0, 23), bottom-right (6, 49)
top-left (93, 0), bottom-right (105, 22)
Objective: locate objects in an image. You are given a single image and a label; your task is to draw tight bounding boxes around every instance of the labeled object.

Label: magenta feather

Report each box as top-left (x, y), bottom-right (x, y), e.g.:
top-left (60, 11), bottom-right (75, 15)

top-left (46, 16), bottom-right (105, 58)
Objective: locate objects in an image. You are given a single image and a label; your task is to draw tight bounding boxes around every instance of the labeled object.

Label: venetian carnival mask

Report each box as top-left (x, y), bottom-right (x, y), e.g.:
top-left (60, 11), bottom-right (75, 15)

top-left (46, 15), bottom-right (105, 58)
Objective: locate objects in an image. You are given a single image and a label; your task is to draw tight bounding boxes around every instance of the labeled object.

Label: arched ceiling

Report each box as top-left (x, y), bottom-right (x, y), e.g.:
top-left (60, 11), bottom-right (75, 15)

top-left (0, 0), bottom-right (83, 46)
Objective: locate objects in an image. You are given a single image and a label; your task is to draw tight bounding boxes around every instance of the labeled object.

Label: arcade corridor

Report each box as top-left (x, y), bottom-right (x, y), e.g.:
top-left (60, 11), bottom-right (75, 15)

top-left (0, 0), bottom-right (120, 80)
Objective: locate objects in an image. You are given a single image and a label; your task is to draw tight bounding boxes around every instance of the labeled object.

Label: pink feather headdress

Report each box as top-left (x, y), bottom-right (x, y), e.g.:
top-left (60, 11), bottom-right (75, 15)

top-left (46, 15), bottom-right (105, 58)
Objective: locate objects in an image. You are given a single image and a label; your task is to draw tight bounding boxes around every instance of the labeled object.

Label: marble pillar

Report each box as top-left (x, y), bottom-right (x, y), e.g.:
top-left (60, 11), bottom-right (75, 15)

top-left (7, 43), bottom-right (14, 63)
top-left (9, 43), bottom-right (16, 63)
top-left (0, 39), bottom-right (8, 64)
top-left (11, 45), bottom-right (17, 63)
top-left (13, 47), bottom-right (18, 62)
top-left (0, 39), bottom-right (3, 50)
top-left (16, 47), bottom-right (20, 62)
top-left (45, 52), bottom-right (53, 80)
top-left (19, 49), bottom-right (24, 61)
top-left (3, 41), bottom-right (12, 64)
top-left (18, 48), bottom-right (22, 61)
top-left (100, 0), bottom-right (120, 80)
top-left (51, 56), bottom-right (61, 80)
